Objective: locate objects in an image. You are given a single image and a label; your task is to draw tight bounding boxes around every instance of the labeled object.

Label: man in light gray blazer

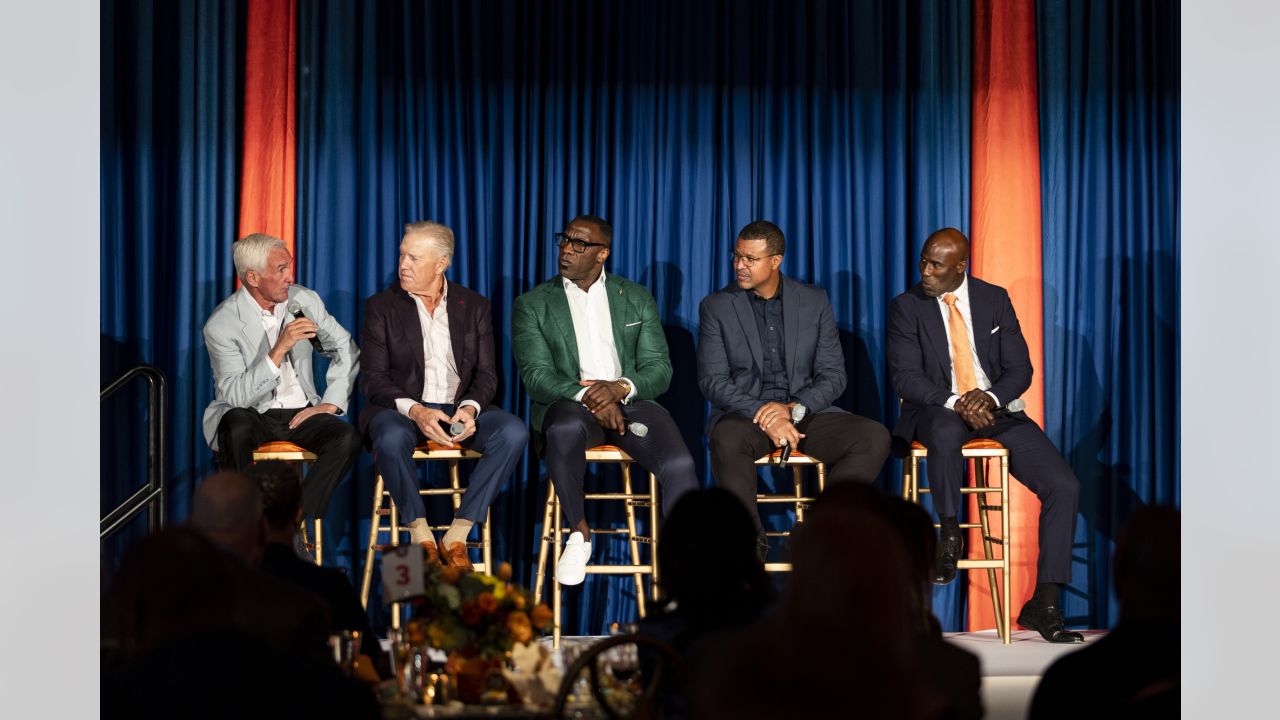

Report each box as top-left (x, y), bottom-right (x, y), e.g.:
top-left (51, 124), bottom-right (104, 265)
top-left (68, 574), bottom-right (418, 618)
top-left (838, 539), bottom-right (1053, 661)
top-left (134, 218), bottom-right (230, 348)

top-left (697, 221), bottom-right (890, 559)
top-left (202, 233), bottom-right (361, 521)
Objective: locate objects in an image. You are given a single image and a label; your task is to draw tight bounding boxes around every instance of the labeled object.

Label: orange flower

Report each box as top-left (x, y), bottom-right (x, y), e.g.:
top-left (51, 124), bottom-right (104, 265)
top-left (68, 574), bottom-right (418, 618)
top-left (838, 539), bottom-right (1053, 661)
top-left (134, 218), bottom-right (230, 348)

top-left (530, 603), bottom-right (553, 630)
top-left (478, 591), bottom-right (498, 614)
top-left (507, 611), bottom-right (533, 644)
top-left (440, 565), bottom-right (462, 584)
top-left (512, 593), bottom-right (527, 610)
top-left (496, 561), bottom-right (513, 581)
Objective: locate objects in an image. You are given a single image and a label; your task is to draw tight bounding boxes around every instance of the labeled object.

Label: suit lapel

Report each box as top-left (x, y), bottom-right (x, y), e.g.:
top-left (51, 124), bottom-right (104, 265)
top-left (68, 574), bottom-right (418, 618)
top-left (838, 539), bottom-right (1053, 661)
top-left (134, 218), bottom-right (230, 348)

top-left (917, 290), bottom-right (952, 381)
top-left (236, 290), bottom-right (272, 362)
top-left (397, 287), bottom-right (427, 381)
top-left (731, 289), bottom-right (764, 371)
top-left (967, 277), bottom-right (994, 376)
top-left (606, 275), bottom-right (630, 366)
top-left (544, 281), bottom-right (581, 374)
top-left (781, 276), bottom-right (799, 383)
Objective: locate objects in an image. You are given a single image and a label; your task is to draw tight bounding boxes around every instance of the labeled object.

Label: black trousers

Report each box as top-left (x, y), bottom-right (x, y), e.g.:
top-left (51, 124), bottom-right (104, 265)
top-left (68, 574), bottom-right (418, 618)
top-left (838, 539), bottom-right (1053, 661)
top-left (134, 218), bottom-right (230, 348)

top-left (215, 406), bottom-right (362, 520)
top-left (542, 400), bottom-right (699, 531)
top-left (914, 406), bottom-right (1079, 584)
top-left (709, 411), bottom-right (891, 528)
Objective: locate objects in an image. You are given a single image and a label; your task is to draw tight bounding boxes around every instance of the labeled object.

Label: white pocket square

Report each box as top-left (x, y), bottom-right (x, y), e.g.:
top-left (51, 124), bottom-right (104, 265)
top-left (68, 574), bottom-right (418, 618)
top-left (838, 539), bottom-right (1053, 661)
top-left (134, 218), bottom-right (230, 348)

top-left (990, 326), bottom-right (1000, 334)
top-left (625, 321), bottom-right (642, 327)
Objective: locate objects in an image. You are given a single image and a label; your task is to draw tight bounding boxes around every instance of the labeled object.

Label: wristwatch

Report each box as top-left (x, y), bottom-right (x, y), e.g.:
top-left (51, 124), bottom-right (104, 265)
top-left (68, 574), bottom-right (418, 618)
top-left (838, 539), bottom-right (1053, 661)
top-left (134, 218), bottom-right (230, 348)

top-left (614, 378), bottom-right (633, 400)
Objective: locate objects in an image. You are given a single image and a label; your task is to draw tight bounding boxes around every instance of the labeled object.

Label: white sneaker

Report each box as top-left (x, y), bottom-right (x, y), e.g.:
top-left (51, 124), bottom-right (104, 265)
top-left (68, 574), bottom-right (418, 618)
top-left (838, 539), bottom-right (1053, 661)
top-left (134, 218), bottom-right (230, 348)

top-left (556, 531), bottom-right (592, 586)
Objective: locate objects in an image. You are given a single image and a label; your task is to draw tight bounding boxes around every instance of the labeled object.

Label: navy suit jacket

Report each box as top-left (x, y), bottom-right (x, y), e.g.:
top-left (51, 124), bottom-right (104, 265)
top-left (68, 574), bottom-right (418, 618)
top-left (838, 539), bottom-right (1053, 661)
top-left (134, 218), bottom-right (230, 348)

top-left (886, 275), bottom-right (1033, 444)
top-left (358, 281), bottom-right (498, 436)
top-left (697, 275), bottom-right (848, 432)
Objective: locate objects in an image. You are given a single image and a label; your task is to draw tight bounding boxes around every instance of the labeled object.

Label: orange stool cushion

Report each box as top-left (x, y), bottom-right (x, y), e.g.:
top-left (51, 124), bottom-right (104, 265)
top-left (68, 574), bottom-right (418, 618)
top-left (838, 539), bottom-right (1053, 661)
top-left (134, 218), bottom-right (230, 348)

top-left (253, 441), bottom-right (310, 454)
top-left (910, 438), bottom-right (1006, 451)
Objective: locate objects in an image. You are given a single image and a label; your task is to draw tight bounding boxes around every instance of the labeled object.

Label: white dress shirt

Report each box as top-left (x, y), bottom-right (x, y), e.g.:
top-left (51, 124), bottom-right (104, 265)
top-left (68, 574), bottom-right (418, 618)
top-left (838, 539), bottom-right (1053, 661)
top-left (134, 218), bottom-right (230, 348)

top-left (563, 271), bottom-right (636, 403)
top-left (934, 275), bottom-right (1001, 410)
top-left (394, 279), bottom-right (482, 417)
top-left (256, 290), bottom-right (310, 409)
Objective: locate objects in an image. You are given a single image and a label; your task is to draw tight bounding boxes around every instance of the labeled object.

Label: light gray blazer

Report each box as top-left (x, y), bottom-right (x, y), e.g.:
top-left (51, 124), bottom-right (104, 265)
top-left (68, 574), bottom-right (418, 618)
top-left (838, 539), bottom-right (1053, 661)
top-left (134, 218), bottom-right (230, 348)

top-left (202, 285), bottom-right (360, 449)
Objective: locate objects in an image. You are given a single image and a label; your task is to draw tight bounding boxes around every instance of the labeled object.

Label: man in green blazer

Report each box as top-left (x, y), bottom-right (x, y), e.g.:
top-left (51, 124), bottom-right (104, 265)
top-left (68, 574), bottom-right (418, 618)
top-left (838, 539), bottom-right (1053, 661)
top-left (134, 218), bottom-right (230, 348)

top-left (512, 214), bottom-right (698, 585)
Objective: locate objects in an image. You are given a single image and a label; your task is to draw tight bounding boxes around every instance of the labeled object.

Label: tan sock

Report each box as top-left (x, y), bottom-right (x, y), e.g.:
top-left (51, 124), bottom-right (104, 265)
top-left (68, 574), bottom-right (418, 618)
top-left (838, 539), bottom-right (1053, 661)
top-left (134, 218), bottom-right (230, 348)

top-left (441, 518), bottom-right (474, 548)
top-left (407, 518), bottom-right (436, 546)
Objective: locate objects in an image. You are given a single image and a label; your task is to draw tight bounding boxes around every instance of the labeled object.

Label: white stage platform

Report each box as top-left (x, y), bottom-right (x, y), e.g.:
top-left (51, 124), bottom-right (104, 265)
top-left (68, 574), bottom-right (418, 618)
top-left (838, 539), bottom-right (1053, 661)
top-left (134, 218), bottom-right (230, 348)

top-left (548, 629), bottom-right (1104, 720)
top-left (944, 629), bottom-right (1104, 719)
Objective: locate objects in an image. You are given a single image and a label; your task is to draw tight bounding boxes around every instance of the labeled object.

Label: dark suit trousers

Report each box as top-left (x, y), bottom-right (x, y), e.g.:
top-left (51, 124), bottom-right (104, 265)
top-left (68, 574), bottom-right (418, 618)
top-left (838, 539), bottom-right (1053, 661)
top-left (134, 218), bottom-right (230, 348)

top-left (709, 412), bottom-right (890, 529)
top-left (216, 407), bottom-right (361, 519)
top-left (542, 400), bottom-right (698, 531)
top-left (368, 404), bottom-right (528, 525)
top-left (914, 406), bottom-right (1079, 584)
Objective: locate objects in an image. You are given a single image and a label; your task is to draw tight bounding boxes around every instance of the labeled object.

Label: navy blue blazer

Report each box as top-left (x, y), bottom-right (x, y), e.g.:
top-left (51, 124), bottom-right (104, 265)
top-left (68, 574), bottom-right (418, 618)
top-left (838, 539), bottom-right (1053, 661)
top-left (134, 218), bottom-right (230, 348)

top-left (886, 275), bottom-right (1033, 444)
top-left (697, 274), bottom-right (848, 431)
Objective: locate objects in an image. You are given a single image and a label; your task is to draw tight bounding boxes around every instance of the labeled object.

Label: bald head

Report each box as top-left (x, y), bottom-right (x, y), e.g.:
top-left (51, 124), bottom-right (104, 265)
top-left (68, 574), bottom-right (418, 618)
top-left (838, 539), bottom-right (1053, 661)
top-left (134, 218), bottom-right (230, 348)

top-left (189, 471), bottom-right (267, 563)
top-left (919, 227), bottom-right (970, 297)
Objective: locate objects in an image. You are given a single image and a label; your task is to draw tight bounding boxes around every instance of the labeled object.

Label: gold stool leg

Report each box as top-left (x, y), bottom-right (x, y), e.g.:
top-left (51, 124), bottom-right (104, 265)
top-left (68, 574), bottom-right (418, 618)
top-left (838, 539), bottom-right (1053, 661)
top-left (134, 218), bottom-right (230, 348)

top-left (909, 456), bottom-right (921, 502)
top-left (974, 457), bottom-right (1003, 640)
top-left (649, 472), bottom-right (660, 603)
top-left (621, 463), bottom-right (645, 619)
top-left (534, 482), bottom-right (555, 606)
top-left (552, 488), bottom-right (563, 649)
top-left (482, 508), bottom-right (493, 574)
top-left (792, 465), bottom-right (805, 525)
top-left (817, 462), bottom-right (825, 492)
top-left (360, 474), bottom-right (385, 609)
top-left (1001, 455), bottom-right (1011, 645)
top-left (390, 497), bottom-right (401, 630)
top-left (313, 518), bottom-right (323, 566)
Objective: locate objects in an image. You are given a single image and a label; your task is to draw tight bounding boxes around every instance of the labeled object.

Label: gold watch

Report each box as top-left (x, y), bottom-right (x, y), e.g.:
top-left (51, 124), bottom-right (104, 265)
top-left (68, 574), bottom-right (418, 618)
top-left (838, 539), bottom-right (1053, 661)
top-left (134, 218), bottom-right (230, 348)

top-left (615, 378), bottom-right (633, 399)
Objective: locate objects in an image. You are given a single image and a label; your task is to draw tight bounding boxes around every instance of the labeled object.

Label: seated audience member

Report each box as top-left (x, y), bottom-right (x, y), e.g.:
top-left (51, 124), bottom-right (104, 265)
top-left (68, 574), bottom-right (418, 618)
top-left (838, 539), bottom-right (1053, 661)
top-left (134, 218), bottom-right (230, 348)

top-left (102, 528), bottom-right (379, 719)
top-left (687, 490), bottom-right (944, 719)
top-left (636, 488), bottom-right (775, 718)
top-left (828, 484), bottom-right (983, 720)
top-left (246, 460), bottom-right (385, 680)
top-left (1030, 506), bottom-right (1180, 719)
top-left (187, 470), bottom-right (331, 663)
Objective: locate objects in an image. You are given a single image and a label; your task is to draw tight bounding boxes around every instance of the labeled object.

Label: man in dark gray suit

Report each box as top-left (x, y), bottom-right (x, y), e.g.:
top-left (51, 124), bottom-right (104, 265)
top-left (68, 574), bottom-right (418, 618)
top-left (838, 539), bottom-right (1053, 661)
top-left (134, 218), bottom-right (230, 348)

top-left (697, 220), bottom-right (890, 559)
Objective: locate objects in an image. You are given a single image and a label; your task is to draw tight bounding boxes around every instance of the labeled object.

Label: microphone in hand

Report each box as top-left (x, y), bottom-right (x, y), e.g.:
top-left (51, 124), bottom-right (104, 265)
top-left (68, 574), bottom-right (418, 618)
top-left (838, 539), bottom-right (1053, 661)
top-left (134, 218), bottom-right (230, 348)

top-left (627, 422), bottom-right (649, 438)
top-left (286, 301), bottom-right (325, 353)
top-left (778, 404), bottom-right (808, 467)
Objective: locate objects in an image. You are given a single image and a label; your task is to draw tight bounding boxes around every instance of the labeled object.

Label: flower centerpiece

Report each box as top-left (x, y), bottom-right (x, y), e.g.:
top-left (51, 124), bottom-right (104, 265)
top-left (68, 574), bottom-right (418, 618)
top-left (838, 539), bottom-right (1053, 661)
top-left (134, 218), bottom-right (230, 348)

top-left (403, 561), bottom-right (554, 704)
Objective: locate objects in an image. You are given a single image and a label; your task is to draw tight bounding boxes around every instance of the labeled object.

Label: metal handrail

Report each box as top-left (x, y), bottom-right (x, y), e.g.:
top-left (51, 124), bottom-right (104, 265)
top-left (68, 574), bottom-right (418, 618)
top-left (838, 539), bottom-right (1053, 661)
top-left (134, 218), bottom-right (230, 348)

top-left (100, 364), bottom-right (167, 538)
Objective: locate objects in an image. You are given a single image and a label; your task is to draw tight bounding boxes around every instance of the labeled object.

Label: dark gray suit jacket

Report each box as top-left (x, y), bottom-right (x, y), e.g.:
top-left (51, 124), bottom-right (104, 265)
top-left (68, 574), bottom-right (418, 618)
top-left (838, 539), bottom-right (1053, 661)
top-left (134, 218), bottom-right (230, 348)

top-left (697, 275), bottom-right (847, 431)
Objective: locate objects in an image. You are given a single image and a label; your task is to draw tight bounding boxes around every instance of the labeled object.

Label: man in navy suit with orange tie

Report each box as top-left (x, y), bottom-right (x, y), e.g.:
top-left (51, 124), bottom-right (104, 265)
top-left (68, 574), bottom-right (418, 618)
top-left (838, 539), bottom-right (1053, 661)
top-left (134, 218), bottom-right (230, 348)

top-left (887, 227), bottom-right (1082, 643)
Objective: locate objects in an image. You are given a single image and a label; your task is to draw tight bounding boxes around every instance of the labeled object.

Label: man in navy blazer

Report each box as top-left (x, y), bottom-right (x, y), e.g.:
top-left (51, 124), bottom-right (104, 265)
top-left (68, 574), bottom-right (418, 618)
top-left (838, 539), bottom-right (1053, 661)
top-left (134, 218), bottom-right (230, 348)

top-left (698, 220), bottom-right (890, 560)
top-left (360, 221), bottom-right (528, 570)
top-left (887, 227), bottom-right (1081, 643)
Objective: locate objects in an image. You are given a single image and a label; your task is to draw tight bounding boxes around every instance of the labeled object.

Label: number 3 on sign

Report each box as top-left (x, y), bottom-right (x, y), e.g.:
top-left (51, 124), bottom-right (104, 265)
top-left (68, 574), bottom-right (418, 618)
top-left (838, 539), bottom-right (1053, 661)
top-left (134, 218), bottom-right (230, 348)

top-left (381, 543), bottom-right (424, 602)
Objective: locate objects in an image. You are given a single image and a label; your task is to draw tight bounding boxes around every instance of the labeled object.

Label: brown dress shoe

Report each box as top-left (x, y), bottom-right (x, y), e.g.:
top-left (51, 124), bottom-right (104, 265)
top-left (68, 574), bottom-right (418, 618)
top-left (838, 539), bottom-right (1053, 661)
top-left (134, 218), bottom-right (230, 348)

top-left (443, 541), bottom-right (474, 571)
top-left (420, 541), bottom-right (443, 567)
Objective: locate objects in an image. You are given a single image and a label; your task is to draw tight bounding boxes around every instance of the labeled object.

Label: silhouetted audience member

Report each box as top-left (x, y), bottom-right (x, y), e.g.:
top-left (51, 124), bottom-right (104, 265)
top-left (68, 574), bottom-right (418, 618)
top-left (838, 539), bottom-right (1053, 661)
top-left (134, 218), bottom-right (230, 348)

top-left (688, 488), bottom-right (945, 719)
top-left (188, 470), bottom-right (331, 662)
top-left (637, 488), bottom-right (775, 717)
top-left (247, 460), bottom-right (385, 677)
top-left (1030, 506), bottom-right (1180, 719)
top-left (102, 528), bottom-right (379, 719)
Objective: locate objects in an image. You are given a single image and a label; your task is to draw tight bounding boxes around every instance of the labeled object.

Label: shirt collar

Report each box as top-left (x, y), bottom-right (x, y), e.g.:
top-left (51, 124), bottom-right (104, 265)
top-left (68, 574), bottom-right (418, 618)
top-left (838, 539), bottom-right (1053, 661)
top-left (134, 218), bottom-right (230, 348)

top-left (410, 277), bottom-right (449, 313)
top-left (939, 274), bottom-right (970, 304)
top-left (751, 275), bottom-right (784, 302)
top-left (241, 286), bottom-right (283, 319)
top-left (563, 269), bottom-right (607, 293)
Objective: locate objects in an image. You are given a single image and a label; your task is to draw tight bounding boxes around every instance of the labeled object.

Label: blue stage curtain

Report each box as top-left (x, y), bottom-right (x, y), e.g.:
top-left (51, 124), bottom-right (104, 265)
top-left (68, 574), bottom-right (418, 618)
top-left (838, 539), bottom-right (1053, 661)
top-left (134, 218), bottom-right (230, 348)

top-left (1037, 0), bottom-right (1180, 628)
top-left (296, 0), bottom-right (972, 634)
top-left (101, 0), bottom-right (244, 568)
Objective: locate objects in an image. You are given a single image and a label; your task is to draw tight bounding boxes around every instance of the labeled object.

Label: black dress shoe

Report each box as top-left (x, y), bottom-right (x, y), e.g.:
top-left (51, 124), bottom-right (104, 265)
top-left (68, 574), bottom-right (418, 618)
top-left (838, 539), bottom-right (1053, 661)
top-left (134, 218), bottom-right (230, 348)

top-left (932, 529), bottom-right (963, 585)
top-left (1017, 599), bottom-right (1085, 643)
top-left (755, 530), bottom-right (769, 563)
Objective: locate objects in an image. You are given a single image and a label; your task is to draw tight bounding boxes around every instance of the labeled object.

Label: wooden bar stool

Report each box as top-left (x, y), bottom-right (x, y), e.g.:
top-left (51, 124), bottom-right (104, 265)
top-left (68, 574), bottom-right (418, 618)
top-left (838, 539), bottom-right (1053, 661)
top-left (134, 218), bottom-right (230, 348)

top-left (901, 438), bottom-right (1012, 644)
top-left (532, 445), bottom-right (659, 647)
top-left (753, 450), bottom-right (826, 572)
top-left (358, 441), bottom-right (491, 627)
top-left (251, 441), bottom-right (324, 565)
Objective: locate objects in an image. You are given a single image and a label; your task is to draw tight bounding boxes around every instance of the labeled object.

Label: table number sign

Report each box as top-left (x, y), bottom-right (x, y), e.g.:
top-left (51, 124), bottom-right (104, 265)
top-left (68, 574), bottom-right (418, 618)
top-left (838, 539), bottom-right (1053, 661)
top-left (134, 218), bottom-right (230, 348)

top-left (381, 543), bottom-right (425, 602)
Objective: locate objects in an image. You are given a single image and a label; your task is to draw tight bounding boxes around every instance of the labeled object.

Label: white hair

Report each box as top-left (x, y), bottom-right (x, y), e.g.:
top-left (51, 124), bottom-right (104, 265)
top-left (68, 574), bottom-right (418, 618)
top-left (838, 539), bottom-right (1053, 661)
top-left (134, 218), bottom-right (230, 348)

top-left (232, 233), bottom-right (288, 281)
top-left (402, 221), bottom-right (455, 265)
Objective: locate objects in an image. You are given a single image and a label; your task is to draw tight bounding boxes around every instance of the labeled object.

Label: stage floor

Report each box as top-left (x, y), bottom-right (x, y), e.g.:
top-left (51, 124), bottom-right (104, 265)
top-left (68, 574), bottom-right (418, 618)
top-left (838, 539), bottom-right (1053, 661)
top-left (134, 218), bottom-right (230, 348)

top-left (548, 629), bottom-right (1104, 720)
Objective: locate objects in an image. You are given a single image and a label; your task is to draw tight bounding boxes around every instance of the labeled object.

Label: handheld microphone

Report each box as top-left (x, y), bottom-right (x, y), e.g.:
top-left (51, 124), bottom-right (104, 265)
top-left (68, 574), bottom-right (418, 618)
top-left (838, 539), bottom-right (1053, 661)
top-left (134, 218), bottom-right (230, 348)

top-left (286, 301), bottom-right (325, 353)
top-left (778, 404), bottom-right (808, 467)
top-left (627, 422), bottom-right (649, 438)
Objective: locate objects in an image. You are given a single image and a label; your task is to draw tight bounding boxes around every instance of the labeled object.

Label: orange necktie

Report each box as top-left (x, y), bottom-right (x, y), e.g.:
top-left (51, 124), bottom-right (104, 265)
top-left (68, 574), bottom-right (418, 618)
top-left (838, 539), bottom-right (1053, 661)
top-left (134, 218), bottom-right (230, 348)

top-left (943, 293), bottom-right (978, 395)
